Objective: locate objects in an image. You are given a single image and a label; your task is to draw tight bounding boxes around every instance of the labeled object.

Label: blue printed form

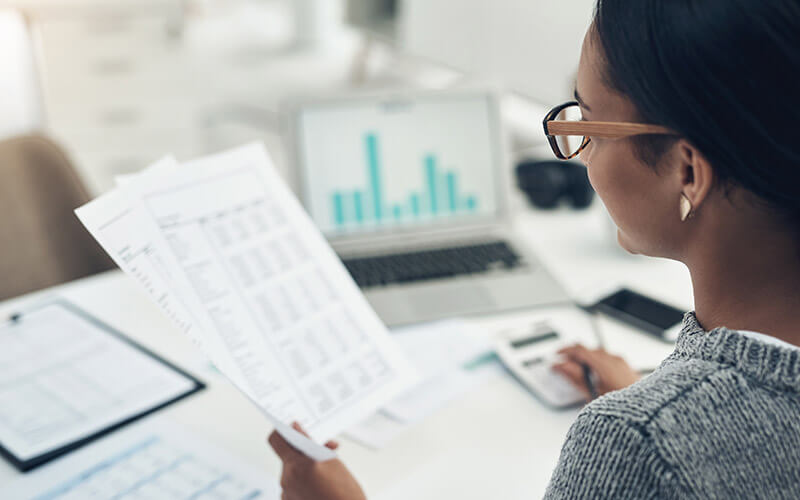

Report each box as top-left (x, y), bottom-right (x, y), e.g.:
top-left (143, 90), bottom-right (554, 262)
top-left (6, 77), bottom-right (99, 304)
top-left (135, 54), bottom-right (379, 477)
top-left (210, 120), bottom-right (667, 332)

top-left (4, 420), bottom-right (280, 500)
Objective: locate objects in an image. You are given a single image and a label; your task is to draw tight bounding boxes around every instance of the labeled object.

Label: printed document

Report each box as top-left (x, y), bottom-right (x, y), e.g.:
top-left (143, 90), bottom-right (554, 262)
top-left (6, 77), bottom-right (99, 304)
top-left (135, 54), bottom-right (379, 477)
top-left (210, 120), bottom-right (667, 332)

top-left (76, 143), bottom-right (416, 459)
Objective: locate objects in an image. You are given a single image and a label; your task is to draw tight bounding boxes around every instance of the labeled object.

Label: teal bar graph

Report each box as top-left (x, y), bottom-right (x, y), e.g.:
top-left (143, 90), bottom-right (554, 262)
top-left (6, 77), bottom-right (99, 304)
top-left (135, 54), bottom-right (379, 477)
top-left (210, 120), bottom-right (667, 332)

top-left (425, 155), bottom-right (438, 215)
top-left (410, 193), bottom-right (420, 216)
top-left (329, 133), bottom-right (480, 229)
top-left (366, 133), bottom-right (383, 221)
top-left (333, 193), bottom-right (345, 226)
top-left (445, 172), bottom-right (457, 212)
top-left (353, 191), bottom-right (364, 223)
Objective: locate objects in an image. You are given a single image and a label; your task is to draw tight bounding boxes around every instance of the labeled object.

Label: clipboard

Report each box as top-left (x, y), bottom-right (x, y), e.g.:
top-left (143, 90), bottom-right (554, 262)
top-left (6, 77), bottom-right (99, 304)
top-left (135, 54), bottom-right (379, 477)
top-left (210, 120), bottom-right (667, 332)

top-left (0, 300), bottom-right (204, 472)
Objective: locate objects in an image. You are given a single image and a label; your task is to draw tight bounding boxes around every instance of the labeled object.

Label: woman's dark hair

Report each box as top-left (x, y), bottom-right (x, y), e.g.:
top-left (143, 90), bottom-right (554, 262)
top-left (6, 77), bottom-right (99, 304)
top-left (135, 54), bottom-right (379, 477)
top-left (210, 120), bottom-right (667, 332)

top-left (593, 0), bottom-right (800, 224)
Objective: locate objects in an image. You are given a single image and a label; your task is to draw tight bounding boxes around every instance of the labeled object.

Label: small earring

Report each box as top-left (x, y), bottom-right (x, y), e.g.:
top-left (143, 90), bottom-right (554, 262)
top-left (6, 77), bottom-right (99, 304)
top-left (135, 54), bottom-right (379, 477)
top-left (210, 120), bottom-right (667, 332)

top-left (679, 193), bottom-right (693, 221)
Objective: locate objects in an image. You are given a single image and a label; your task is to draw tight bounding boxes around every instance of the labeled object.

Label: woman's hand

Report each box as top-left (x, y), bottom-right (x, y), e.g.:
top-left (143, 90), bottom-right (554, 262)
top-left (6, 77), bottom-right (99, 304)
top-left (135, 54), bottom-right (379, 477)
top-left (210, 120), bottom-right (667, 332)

top-left (267, 422), bottom-right (366, 500)
top-left (551, 344), bottom-right (641, 401)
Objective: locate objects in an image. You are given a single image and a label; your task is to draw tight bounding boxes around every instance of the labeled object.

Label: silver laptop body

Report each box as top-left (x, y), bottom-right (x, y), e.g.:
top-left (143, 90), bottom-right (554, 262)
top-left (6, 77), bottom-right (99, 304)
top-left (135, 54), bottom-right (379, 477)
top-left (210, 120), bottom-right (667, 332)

top-left (288, 89), bottom-right (570, 326)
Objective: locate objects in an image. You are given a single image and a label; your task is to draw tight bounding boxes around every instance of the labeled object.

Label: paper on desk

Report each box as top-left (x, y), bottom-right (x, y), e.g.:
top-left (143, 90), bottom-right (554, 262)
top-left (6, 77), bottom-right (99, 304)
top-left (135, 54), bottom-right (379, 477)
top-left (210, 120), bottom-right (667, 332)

top-left (389, 320), bottom-right (492, 379)
top-left (76, 143), bottom-right (417, 461)
top-left (382, 365), bottom-right (501, 424)
top-left (345, 320), bottom-right (501, 449)
top-left (345, 365), bottom-right (503, 450)
top-left (3, 418), bottom-right (281, 500)
top-left (345, 411), bottom-right (409, 450)
top-left (381, 320), bottom-right (493, 422)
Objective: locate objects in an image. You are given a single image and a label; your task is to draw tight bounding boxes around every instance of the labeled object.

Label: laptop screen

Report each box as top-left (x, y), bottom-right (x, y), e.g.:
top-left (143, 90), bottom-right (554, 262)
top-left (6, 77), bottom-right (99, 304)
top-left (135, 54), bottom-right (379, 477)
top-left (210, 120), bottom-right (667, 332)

top-left (295, 93), bottom-right (501, 237)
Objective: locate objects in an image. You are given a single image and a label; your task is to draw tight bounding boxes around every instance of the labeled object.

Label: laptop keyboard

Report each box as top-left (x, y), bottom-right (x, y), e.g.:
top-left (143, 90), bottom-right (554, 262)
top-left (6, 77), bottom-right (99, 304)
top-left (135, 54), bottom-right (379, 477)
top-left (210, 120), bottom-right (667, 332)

top-left (342, 241), bottom-right (525, 288)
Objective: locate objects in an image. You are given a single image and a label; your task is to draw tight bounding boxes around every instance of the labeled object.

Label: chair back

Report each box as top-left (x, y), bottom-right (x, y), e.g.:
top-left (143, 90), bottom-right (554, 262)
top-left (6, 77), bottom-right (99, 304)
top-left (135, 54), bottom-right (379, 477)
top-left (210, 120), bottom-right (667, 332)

top-left (0, 135), bottom-right (114, 300)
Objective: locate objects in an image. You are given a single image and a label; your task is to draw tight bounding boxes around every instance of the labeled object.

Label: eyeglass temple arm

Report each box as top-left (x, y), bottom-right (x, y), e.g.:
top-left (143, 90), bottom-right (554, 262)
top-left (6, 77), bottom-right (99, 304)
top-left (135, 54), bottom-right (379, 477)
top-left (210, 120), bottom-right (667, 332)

top-left (546, 120), bottom-right (675, 139)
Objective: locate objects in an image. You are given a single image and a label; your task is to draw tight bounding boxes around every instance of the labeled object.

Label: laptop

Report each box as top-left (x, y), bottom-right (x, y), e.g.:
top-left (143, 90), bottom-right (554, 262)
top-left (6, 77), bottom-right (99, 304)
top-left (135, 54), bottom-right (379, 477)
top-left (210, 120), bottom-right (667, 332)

top-left (289, 89), bottom-right (570, 326)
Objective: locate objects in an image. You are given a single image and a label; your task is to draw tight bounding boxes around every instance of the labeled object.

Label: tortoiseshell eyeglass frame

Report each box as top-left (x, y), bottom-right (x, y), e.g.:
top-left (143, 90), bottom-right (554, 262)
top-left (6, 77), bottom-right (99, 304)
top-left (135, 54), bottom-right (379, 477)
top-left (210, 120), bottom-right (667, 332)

top-left (542, 101), bottom-right (677, 160)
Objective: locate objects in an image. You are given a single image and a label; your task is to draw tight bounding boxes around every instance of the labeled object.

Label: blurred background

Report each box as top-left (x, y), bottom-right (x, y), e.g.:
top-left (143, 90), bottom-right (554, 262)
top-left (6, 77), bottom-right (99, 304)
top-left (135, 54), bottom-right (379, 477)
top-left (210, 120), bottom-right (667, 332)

top-left (0, 0), bottom-right (593, 193)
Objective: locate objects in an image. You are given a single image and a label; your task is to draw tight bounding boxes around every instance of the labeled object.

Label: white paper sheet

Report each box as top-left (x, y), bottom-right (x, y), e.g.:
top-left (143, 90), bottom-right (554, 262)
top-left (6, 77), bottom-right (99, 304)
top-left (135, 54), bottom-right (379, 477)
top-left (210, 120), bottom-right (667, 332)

top-left (389, 320), bottom-right (491, 380)
top-left (381, 320), bottom-right (492, 422)
top-left (344, 411), bottom-right (409, 450)
top-left (0, 303), bottom-right (197, 463)
top-left (79, 161), bottom-right (336, 462)
top-left (75, 177), bottom-right (202, 343)
top-left (3, 419), bottom-right (281, 500)
top-left (345, 363), bottom-right (503, 450)
top-left (75, 165), bottom-right (246, 390)
top-left (76, 143), bottom-right (417, 461)
top-left (345, 320), bottom-right (501, 448)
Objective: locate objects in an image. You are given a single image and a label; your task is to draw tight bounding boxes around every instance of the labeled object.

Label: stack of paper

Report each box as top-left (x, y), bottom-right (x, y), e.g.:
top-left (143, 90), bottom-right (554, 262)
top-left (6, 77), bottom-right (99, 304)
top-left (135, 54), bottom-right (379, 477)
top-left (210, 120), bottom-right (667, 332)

top-left (75, 143), bottom-right (417, 460)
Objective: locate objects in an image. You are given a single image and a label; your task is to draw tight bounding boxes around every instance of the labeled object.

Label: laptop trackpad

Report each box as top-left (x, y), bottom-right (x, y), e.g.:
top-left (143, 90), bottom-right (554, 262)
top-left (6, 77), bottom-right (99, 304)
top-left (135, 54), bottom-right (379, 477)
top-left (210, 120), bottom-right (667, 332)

top-left (409, 285), bottom-right (495, 317)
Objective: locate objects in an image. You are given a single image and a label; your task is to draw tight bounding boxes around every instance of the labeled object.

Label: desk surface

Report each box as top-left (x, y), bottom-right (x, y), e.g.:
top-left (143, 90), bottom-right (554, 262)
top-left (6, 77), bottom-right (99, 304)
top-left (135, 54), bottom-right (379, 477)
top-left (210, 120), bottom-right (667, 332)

top-left (0, 201), bottom-right (691, 499)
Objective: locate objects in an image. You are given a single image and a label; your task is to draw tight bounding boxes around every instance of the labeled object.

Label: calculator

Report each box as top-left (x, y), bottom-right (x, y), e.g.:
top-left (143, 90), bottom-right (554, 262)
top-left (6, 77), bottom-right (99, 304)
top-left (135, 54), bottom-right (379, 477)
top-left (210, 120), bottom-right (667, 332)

top-left (494, 306), bottom-right (601, 408)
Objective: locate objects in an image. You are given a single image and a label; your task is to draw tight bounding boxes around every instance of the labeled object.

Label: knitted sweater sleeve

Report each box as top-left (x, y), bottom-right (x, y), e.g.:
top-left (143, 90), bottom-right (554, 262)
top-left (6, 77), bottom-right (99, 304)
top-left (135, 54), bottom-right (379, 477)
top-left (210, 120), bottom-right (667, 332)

top-left (543, 412), bottom-right (676, 499)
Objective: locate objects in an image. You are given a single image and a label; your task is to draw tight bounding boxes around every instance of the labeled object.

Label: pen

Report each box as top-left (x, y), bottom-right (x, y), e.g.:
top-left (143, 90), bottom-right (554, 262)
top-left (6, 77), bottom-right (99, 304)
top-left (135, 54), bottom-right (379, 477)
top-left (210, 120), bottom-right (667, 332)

top-left (582, 363), bottom-right (599, 400)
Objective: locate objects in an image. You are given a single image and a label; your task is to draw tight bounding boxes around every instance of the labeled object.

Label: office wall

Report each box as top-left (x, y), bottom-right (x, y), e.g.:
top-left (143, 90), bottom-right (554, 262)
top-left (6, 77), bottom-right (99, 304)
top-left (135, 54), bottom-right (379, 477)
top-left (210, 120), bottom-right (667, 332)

top-left (0, 10), bottom-right (42, 139)
top-left (399, 0), bottom-right (595, 104)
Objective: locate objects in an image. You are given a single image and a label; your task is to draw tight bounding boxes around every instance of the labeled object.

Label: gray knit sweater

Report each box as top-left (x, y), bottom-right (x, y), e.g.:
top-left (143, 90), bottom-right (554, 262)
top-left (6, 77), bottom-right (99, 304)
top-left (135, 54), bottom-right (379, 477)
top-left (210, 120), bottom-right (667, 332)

top-left (544, 312), bottom-right (800, 499)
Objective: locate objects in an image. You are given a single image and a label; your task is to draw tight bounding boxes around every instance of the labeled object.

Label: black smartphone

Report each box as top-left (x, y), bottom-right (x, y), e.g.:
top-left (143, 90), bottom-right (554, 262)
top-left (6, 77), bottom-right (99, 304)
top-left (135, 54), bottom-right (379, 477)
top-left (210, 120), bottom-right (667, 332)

top-left (590, 288), bottom-right (685, 341)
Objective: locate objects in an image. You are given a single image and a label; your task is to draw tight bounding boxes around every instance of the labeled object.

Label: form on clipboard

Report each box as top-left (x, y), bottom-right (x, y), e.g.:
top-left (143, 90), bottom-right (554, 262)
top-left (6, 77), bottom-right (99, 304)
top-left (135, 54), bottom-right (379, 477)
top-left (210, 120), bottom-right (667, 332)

top-left (0, 301), bottom-right (204, 472)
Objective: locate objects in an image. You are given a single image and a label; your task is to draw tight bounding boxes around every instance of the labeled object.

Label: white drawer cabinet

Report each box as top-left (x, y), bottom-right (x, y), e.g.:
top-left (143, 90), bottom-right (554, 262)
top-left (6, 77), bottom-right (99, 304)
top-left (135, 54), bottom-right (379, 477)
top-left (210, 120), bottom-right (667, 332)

top-left (34, 14), bottom-right (201, 193)
top-left (28, 2), bottom-right (372, 194)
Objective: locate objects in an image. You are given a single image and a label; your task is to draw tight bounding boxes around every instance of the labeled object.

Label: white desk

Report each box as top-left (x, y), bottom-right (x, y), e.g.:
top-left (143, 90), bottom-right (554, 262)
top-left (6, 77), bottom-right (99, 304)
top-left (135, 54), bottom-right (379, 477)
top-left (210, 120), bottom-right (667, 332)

top-left (0, 200), bottom-right (691, 499)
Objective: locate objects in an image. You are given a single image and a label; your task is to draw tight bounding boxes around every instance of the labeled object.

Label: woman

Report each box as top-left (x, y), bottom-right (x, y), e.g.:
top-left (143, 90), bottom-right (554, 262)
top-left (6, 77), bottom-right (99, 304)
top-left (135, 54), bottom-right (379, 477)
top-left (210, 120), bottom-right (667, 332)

top-left (268, 0), bottom-right (800, 497)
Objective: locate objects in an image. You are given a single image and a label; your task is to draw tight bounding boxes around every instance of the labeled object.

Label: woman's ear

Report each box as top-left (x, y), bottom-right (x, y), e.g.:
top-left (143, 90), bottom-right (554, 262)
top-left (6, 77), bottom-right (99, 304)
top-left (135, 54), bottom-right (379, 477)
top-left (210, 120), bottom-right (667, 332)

top-left (676, 140), bottom-right (715, 213)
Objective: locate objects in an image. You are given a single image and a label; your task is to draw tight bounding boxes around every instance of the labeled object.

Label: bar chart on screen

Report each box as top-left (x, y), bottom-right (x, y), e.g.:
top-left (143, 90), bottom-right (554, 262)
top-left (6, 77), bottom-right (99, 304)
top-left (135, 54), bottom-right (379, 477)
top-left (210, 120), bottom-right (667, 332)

top-left (297, 94), bottom-right (499, 235)
top-left (329, 132), bottom-right (480, 229)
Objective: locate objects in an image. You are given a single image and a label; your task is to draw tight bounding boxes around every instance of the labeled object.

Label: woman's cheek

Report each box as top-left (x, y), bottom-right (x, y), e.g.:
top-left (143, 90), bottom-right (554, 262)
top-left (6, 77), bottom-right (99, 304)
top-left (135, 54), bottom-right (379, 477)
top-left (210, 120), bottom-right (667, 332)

top-left (582, 147), bottom-right (617, 212)
top-left (584, 154), bottom-right (634, 235)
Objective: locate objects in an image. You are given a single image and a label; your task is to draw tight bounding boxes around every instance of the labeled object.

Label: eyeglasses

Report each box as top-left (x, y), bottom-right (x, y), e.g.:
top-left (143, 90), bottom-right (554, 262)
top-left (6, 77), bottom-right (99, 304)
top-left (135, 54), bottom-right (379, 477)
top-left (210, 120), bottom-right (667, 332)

top-left (542, 101), bottom-right (677, 160)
